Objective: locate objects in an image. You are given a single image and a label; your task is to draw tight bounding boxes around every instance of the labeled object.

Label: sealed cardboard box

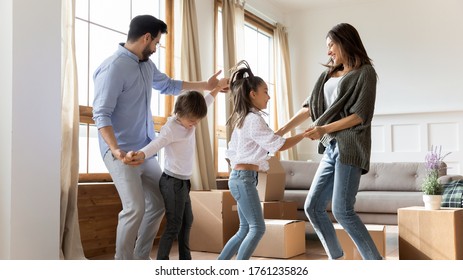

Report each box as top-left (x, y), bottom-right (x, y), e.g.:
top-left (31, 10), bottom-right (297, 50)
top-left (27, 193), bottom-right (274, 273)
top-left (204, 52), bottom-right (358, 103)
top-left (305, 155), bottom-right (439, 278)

top-left (257, 156), bottom-right (286, 201)
top-left (334, 223), bottom-right (386, 260)
top-left (253, 219), bottom-right (306, 258)
top-left (261, 201), bottom-right (298, 220)
top-left (190, 190), bottom-right (239, 253)
top-left (398, 206), bottom-right (463, 260)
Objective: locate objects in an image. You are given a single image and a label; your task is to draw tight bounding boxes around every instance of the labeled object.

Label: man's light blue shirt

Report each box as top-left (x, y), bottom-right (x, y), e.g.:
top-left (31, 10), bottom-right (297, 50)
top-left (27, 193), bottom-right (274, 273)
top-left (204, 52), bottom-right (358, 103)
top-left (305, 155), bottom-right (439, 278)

top-left (93, 43), bottom-right (183, 157)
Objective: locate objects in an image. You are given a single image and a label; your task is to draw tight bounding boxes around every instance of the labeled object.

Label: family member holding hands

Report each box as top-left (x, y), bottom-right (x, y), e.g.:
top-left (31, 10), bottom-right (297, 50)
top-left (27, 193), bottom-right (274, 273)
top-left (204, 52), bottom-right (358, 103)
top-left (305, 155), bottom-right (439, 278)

top-left (218, 61), bottom-right (308, 260)
top-left (92, 14), bottom-right (222, 260)
top-left (277, 23), bottom-right (382, 260)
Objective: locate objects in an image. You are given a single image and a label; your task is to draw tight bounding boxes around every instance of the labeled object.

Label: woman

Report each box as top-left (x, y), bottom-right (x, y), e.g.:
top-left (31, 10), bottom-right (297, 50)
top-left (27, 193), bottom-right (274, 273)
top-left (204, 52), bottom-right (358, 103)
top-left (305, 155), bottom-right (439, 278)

top-left (277, 23), bottom-right (382, 260)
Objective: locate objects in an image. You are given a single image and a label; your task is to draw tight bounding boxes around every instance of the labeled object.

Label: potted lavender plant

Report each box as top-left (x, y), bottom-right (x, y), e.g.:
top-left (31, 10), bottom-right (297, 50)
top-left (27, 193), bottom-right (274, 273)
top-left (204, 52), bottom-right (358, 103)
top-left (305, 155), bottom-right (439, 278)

top-left (422, 145), bottom-right (450, 209)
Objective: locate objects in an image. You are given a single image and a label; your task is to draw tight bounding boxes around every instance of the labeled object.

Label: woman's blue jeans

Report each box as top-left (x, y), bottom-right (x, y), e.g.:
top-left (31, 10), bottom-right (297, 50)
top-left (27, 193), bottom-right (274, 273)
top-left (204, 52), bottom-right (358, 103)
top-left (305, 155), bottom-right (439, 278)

top-left (304, 141), bottom-right (383, 260)
top-left (218, 170), bottom-right (265, 260)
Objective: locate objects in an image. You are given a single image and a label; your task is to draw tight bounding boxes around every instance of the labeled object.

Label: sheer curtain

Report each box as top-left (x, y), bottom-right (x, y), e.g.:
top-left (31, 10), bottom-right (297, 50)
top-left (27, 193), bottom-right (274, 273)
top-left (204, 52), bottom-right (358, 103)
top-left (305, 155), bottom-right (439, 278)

top-left (274, 23), bottom-right (298, 160)
top-left (60, 0), bottom-right (86, 259)
top-left (222, 0), bottom-right (244, 143)
top-left (181, 0), bottom-right (216, 190)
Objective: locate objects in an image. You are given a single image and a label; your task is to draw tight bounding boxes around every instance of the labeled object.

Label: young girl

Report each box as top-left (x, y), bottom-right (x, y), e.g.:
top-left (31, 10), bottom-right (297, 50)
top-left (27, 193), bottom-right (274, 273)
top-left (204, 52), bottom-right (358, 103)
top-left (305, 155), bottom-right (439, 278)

top-left (217, 61), bottom-right (308, 260)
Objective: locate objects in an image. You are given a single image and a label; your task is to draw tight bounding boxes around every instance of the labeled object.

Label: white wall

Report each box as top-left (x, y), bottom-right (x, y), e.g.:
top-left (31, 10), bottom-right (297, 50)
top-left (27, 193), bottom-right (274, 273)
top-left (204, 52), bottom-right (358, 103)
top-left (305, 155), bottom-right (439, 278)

top-left (371, 111), bottom-right (462, 173)
top-left (285, 0), bottom-right (463, 114)
top-left (246, 0), bottom-right (287, 24)
top-left (0, 0), bottom-right (61, 259)
top-left (279, 0), bottom-right (463, 171)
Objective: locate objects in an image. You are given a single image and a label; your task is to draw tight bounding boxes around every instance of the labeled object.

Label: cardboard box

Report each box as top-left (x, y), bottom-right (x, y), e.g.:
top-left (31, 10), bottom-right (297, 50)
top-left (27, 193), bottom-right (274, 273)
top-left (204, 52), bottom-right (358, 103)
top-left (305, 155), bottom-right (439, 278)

top-left (398, 206), bottom-right (463, 260)
top-left (257, 156), bottom-right (286, 201)
top-left (253, 219), bottom-right (306, 258)
top-left (261, 201), bottom-right (298, 220)
top-left (189, 190), bottom-right (239, 253)
top-left (334, 223), bottom-right (386, 260)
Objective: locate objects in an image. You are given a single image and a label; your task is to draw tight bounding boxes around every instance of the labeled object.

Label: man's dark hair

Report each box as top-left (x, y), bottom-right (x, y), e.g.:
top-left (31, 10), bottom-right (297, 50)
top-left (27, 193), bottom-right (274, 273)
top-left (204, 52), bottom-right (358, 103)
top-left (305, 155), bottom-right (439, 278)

top-left (127, 15), bottom-right (168, 42)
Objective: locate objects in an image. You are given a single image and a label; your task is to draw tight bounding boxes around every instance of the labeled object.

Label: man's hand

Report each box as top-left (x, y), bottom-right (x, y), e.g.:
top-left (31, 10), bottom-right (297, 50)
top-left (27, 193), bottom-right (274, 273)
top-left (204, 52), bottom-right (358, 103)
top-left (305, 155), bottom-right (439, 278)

top-left (111, 148), bottom-right (127, 161)
top-left (122, 150), bottom-right (146, 166)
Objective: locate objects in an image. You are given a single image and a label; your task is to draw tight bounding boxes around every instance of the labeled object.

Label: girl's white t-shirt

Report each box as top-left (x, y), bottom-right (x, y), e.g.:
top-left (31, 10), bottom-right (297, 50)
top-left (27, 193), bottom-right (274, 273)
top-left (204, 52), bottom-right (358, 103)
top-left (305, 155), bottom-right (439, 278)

top-left (226, 111), bottom-right (285, 172)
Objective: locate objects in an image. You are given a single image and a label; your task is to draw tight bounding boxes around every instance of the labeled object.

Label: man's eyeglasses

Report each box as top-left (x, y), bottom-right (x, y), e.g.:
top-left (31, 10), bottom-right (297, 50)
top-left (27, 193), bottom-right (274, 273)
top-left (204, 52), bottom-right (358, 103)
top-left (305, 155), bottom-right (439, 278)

top-left (150, 35), bottom-right (161, 48)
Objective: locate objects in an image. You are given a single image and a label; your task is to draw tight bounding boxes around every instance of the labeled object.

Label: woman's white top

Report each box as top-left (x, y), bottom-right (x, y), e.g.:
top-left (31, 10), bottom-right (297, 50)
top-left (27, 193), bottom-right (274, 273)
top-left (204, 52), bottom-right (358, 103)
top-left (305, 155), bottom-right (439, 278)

top-left (323, 76), bottom-right (342, 108)
top-left (226, 110), bottom-right (285, 172)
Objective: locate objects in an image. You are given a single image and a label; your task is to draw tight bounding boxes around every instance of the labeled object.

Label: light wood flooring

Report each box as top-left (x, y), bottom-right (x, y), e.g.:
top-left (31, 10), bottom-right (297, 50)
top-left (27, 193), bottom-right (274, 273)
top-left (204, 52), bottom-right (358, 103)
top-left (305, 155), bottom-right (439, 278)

top-left (90, 225), bottom-right (398, 260)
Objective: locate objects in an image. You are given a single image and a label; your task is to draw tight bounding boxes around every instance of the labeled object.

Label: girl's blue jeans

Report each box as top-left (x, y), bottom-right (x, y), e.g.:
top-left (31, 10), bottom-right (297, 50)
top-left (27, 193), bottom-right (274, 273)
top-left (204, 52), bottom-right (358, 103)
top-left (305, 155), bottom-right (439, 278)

top-left (218, 170), bottom-right (265, 260)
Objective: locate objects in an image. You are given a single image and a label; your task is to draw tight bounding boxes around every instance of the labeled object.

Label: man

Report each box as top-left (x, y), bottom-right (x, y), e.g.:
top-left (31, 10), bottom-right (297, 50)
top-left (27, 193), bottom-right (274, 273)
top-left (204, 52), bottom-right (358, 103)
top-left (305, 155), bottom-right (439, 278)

top-left (93, 14), bottom-right (221, 260)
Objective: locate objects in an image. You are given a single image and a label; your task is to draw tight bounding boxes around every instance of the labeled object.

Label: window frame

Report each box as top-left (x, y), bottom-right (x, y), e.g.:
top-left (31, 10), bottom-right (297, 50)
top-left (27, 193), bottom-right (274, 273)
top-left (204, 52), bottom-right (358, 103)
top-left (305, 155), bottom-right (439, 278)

top-left (214, 1), bottom-right (278, 178)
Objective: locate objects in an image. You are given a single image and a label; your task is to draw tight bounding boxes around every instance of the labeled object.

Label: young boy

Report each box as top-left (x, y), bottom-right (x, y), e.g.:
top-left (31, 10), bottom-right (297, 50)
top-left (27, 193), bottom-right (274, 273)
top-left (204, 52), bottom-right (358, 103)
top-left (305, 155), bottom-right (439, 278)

top-left (125, 78), bottom-right (228, 259)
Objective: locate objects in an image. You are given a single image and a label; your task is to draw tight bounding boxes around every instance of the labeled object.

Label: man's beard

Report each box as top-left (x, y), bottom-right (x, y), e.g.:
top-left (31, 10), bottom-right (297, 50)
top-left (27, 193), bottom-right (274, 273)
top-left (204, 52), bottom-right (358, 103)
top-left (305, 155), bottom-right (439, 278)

top-left (141, 46), bottom-right (154, 61)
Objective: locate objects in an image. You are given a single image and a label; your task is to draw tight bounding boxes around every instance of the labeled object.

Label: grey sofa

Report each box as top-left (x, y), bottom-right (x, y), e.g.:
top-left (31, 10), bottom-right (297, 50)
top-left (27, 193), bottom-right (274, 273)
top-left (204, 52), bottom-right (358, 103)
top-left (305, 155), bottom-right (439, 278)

top-left (281, 160), bottom-right (460, 226)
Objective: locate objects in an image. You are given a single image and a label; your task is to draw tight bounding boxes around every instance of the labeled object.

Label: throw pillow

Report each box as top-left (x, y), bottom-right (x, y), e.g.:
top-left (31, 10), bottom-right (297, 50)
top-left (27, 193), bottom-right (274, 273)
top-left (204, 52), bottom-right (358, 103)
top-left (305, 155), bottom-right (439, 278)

top-left (441, 179), bottom-right (463, 208)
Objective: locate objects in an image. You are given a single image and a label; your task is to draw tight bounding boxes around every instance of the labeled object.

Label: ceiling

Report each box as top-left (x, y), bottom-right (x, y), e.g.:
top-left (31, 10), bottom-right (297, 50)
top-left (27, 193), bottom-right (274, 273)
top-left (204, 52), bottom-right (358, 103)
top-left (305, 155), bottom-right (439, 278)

top-left (264, 0), bottom-right (364, 13)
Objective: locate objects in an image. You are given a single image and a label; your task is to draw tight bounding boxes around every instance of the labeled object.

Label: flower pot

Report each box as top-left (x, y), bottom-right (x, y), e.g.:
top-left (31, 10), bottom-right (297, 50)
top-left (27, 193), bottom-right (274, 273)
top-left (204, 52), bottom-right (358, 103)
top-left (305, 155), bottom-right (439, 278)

top-left (423, 194), bottom-right (442, 210)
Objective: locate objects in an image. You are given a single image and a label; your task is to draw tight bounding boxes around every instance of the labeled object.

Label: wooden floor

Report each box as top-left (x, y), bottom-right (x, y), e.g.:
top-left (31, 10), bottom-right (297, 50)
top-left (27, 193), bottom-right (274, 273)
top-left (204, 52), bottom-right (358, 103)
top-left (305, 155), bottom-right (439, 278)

top-left (90, 225), bottom-right (398, 260)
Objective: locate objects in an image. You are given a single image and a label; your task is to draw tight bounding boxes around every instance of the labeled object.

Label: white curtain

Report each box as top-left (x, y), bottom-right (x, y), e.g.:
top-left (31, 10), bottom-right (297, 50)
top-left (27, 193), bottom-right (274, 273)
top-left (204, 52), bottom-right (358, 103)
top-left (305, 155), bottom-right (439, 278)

top-left (181, 0), bottom-right (216, 190)
top-left (60, 0), bottom-right (86, 259)
top-left (274, 23), bottom-right (297, 160)
top-left (222, 0), bottom-right (244, 143)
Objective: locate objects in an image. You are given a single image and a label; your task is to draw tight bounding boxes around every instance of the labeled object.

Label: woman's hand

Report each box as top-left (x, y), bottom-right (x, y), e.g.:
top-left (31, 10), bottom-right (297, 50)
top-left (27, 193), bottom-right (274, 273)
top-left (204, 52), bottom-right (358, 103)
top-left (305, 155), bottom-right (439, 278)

top-left (304, 126), bottom-right (326, 140)
top-left (305, 113), bottom-right (363, 140)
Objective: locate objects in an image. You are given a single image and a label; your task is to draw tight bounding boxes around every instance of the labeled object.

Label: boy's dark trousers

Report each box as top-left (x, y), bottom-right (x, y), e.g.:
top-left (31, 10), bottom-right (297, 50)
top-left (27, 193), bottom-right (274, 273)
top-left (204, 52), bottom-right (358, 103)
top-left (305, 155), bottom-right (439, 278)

top-left (156, 172), bottom-right (193, 260)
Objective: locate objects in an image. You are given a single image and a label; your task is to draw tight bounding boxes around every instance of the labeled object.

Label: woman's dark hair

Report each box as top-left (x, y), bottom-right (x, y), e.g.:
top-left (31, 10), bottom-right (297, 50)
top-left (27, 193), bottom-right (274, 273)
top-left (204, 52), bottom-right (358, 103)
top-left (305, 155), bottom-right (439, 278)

top-left (325, 23), bottom-right (372, 75)
top-left (174, 90), bottom-right (207, 119)
top-left (127, 15), bottom-right (168, 42)
top-left (226, 60), bottom-right (266, 129)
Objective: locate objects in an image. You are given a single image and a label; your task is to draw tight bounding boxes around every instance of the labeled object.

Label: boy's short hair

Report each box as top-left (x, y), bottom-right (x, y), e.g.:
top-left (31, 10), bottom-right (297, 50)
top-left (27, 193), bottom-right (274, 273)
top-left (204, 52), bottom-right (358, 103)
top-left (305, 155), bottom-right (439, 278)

top-left (127, 15), bottom-right (168, 42)
top-left (174, 91), bottom-right (207, 119)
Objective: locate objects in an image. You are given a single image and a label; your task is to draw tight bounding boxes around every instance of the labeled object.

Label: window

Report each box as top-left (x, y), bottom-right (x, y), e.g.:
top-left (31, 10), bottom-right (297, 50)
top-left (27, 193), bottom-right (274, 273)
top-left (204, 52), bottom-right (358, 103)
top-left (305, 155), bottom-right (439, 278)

top-left (215, 5), bottom-right (276, 177)
top-left (75, 0), bottom-right (173, 181)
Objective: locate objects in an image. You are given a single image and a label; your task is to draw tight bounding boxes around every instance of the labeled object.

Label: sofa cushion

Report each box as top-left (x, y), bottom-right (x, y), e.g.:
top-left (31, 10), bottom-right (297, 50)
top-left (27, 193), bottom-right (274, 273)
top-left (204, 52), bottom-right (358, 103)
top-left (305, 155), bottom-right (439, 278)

top-left (281, 161), bottom-right (447, 192)
top-left (359, 162), bottom-right (429, 192)
top-left (283, 190), bottom-right (308, 209)
top-left (280, 160), bottom-right (318, 190)
top-left (439, 175), bottom-right (463, 184)
top-left (354, 191), bottom-right (423, 213)
top-left (285, 189), bottom-right (424, 214)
